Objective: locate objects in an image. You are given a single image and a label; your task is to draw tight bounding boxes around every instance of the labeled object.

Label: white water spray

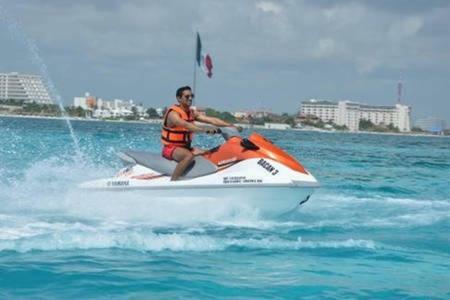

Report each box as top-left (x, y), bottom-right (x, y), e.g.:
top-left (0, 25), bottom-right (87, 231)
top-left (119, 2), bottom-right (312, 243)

top-left (0, 4), bottom-right (81, 157)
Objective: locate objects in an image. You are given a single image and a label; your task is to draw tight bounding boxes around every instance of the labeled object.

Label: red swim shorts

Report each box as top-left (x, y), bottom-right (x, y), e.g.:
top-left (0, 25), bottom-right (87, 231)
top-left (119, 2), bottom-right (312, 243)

top-left (162, 144), bottom-right (177, 160)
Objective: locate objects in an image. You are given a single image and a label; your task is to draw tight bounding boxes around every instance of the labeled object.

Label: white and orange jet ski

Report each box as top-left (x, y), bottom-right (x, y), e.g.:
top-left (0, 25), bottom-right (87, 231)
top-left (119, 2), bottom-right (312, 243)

top-left (80, 127), bottom-right (319, 215)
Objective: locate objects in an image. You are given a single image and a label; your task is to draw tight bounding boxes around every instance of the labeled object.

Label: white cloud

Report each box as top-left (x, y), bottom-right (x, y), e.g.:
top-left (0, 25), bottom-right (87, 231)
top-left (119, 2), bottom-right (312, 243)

top-left (388, 16), bottom-right (423, 40)
top-left (313, 38), bottom-right (337, 58)
top-left (4, 0), bottom-right (445, 75)
top-left (355, 57), bottom-right (381, 74)
top-left (323, 2), bottom-right (367, 25)
top-left (255, 1), bottom-right (283, 14)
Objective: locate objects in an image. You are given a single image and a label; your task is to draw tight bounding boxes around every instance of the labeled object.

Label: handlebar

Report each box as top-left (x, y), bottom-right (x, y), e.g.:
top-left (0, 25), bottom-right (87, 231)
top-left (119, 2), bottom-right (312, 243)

top-left (218, 127), bottom-right (240, 140)
top-left (206, 127), bottom-right (240, 140)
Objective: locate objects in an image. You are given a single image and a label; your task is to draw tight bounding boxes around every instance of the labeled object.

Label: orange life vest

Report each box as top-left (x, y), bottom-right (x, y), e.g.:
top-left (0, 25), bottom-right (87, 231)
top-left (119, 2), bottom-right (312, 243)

top-left (161, 104), bottom-right (195, 147)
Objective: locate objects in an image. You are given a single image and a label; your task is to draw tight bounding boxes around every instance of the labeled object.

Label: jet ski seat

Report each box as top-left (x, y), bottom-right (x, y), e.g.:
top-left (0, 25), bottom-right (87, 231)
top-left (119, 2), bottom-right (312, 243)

top-left (118, 150), bottom-right (218, 178)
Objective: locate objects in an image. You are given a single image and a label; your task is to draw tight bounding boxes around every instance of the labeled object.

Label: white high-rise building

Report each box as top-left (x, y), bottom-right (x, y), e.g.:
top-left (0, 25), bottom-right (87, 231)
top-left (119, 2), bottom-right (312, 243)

top-left (300, 99), bottom-right (338, 123)
top-left (97, 98), bottom-right (104, 109)
top-left (395, 104), bottom-right (411, 132)
top-left (0, 72), bottom-right (52, 104)
top-left (73, 96), bottom-right (88, 109)
top-left (336, 101), bottom-right (361, 132)
top-left (301, 99), bottom-right (411, 132)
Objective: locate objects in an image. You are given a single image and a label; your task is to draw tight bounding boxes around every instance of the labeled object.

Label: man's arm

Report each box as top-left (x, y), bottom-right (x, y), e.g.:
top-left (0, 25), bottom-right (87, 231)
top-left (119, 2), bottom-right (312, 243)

top-left (195, 113), bottom-right (234, 127)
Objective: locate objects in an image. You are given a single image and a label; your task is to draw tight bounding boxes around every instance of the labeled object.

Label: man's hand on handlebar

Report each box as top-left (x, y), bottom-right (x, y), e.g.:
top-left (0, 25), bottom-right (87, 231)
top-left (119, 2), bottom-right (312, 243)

top-left (206, 128), bottom-right (220, 135)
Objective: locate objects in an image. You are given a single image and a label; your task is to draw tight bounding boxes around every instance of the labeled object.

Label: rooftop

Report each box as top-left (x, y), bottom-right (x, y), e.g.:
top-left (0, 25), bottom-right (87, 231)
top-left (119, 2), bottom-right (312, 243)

top-left (302, 99), bottom-right (337, 105)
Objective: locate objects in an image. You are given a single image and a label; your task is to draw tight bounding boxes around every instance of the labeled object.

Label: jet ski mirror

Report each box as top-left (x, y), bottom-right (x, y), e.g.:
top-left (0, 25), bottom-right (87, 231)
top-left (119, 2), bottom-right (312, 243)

top-left (241, 138), bottom-right (259, 150)
top-left (219, 127), bottom-right (241, 141)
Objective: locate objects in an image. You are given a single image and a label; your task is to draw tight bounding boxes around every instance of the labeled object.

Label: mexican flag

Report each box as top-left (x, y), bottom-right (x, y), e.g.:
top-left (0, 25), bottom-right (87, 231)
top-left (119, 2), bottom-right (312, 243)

top-left (196, 32), bottom-right (213, 78)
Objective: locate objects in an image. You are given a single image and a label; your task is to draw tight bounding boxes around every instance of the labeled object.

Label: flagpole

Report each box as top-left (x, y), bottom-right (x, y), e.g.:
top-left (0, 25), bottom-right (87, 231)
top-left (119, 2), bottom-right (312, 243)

top-left (193, 56), bottom-right (197, 106)
top-left (193, 31), bottom-right (198, 106)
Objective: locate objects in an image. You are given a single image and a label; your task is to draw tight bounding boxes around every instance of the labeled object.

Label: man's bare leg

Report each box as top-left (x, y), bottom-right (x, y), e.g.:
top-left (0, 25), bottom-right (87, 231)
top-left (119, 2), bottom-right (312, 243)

top-left (171, 147), bottom-right (194, 181)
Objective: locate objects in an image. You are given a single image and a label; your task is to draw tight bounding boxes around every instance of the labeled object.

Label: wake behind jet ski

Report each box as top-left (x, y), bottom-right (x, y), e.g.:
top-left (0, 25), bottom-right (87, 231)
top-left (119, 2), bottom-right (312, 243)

top-left (80, 127), bottom-right (319, 215)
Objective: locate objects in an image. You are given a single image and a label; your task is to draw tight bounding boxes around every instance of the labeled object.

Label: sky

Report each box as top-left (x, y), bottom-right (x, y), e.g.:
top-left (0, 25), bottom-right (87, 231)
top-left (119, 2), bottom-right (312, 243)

top-left (0, 0), bottom-right (449, 124)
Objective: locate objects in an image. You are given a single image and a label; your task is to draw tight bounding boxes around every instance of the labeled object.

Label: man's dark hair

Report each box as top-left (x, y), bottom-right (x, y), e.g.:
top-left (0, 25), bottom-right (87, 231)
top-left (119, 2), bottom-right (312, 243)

top-left (176, 86), bottom-right (192, 98)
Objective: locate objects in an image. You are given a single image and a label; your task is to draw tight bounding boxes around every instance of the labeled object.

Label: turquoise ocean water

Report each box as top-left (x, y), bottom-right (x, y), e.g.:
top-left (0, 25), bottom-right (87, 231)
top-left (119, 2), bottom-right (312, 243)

top-left (0, 116), bottom-right (449, 299)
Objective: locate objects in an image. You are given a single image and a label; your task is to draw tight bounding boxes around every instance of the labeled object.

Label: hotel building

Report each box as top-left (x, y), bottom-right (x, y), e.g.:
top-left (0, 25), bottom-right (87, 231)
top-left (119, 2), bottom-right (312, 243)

top-left (301, 99), bottom-right (411, 132)
top-left (0, 72), bottom-right (52, 104)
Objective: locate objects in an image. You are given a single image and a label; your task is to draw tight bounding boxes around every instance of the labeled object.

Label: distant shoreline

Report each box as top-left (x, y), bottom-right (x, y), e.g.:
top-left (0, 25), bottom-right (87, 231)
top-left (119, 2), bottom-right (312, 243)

top-left (1, 113), bottom-right (448, 138)
top-left (0, 113), bottom-right (162, 125)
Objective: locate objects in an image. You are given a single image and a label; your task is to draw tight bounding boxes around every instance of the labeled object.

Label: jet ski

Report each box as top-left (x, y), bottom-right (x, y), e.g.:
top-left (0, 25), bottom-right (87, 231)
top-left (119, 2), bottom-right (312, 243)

top-left (79, 127), bottom-right (319, 215)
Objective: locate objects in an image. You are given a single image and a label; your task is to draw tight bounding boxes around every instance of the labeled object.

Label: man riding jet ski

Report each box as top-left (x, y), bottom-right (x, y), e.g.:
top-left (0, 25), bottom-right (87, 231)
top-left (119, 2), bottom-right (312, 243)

top-left (161, 85), bottom-right (242, 181)
top-left (80, 85), bottom-right (319, 215)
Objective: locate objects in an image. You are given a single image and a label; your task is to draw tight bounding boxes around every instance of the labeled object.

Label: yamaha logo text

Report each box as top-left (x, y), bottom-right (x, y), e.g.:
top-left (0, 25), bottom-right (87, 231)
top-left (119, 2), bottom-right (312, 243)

top-left (107, 180), bottom-right (130, 187)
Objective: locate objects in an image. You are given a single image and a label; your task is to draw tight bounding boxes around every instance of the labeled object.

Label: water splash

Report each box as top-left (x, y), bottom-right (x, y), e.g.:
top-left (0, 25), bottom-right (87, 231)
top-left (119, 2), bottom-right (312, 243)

top-left (0, 3), bottom-right (81, 157)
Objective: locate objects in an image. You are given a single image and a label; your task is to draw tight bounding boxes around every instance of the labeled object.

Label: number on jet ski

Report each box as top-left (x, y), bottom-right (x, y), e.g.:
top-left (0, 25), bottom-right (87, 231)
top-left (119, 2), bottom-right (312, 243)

top-left (257, 159), bottom-right (279, 176)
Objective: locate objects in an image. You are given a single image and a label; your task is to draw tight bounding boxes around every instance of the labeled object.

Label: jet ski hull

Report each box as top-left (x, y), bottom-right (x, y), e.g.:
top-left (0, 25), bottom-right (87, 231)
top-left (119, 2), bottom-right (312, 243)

top-left (79, 185), bottom-right (315, 216)
top-left (80, 129), bottom-right (319, 216)
top-left (80, 157), bottom-right (318, 216)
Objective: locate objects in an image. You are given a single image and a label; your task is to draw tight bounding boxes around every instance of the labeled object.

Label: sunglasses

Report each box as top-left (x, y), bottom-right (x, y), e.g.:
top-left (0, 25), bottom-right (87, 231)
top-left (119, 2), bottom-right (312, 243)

top-left (182, 94), bottom-right (194, 99)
